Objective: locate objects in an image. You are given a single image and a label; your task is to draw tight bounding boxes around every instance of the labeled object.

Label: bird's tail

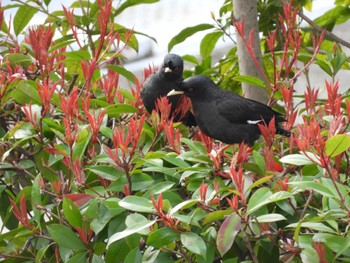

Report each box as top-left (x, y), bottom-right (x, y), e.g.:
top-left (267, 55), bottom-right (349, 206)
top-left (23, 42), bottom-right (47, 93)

top-left (276, 126), bottom-right (291, 137)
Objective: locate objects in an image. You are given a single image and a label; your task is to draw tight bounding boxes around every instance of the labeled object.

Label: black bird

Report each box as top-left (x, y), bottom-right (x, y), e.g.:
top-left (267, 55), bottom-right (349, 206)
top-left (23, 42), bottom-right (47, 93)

top-left (141, 54), bottom-right (196, 126)
top-left (168, 75), bottom-right (290, 145)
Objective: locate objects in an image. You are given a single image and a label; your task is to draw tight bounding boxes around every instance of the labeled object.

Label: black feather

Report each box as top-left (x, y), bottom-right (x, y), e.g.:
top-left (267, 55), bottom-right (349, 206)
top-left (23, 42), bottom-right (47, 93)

top-left (141, 54), bottom-right (196, 126)
top-left (178, 75), bottom-right (291, 145)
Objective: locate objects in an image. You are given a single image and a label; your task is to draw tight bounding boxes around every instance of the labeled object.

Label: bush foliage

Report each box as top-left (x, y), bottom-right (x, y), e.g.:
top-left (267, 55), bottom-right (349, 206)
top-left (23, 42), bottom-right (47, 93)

top-left (0, 0), bottom-right (350, 262)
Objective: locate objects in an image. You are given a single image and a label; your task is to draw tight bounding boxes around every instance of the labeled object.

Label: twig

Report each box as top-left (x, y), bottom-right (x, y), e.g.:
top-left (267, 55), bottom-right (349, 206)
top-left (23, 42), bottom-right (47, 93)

top-left (242, 230), bottom-right (259, 263)
top-left (301, 189), bottom-right (313, 218)
top-left (298, 11), bottom-right (350, 49)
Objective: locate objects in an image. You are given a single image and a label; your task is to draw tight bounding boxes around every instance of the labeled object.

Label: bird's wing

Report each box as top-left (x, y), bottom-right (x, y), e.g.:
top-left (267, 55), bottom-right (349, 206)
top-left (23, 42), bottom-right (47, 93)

top-left (216, 94), bottom-right (284, 124)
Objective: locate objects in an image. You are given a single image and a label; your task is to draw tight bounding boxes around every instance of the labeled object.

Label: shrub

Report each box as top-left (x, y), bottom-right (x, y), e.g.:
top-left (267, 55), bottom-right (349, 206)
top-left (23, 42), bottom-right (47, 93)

top-left (0, 1), bottom-right (350, 262)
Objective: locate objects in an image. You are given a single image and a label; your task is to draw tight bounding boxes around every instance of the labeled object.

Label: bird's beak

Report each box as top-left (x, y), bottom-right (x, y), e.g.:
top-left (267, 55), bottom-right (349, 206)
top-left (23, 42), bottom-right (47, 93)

top-left (164, 67), bottom-right (172, 73)
top-left (167, 89), bottom-right (184, 96)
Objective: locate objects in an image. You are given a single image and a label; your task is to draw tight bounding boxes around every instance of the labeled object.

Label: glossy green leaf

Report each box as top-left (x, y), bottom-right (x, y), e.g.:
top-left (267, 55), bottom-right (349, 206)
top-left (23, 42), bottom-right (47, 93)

top-left (107, 220), bottom-right (156, 247)
top-left (280, 154), bottom-right (314, 165)
top-left (325, 134), bottom-right (350, 157)
top-left (105, 65), bottom-right (136, 84)
top-left (108, 173), bottom-right (154, 192)
top-left (106, 104), bottom-right (138, 116)
top-left (217, 213), bottom-right (241, 256)
top-left (288, 180), bottom-right (335, 198)
top-left (247, 188), bottom-right (293, 215)
top-left (300, 247), bottom-right (318, 263)
top-left (169, 199), bottom-right (199, 216)
top-left (114, 0), bottom-right (160, 16)
top-left (125, 247), bottom-right (142, 263)
top-left (72, 128), bottom-right (91, 161)
top-left (147, 227), bottom-right (179, 248)
top-left (47, 224), bottom-right (86, 250)
top-left (168, 24), bottom-right (214, 52)
top-left (200, 31), bottom-right (223, 59)
top-left (63, 197), bottom-right (82, 228)
top-left (145, 181), bottom-right (175, 195)
top-left (286, 222), bottom-right (336, 233)
top-left (14, 6), bottom-right (37, 35)
top-left (255, 213), bottom-right (287, 223)
top-left (35, 244), bottom-right (53, 263)
top-left (66, 252), bottom-right (87, 263)
top-left (247, 176), bottom-right (272, 191)
top-left (126, 214), bottom-right (150, 235)
top-left (314, 59), bottom-right (332, 76)
top-left (119, 196), bottom-right (154, 213)
top-left (86, 165), bottom-right (124, 181)
top-left (252, 150), bottom-right (265, 174)
top-left (324, 236), bottom-right (350, 257)
top-left (11, 80), bottom-right (42, 105)
top-left (233, 75), bottom-right (268, 90)
top-left (4, 53), bottom-right (34, 67)
top-left (203, 210), bottom-right (233, 225)
top-left (181, 232), bottom-right (207, 258)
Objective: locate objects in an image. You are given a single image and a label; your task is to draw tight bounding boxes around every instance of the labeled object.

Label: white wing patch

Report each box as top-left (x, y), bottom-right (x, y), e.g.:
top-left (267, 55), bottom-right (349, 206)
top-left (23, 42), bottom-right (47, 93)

top-left (247, 120), bottom-right (263, 124)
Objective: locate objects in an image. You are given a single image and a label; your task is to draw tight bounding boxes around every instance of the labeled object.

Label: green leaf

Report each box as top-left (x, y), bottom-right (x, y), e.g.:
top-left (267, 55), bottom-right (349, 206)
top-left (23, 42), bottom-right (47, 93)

top-left (14, 6), bottom-right (37, 35)
top-left (105, 65), bottom-right (136, 84)
top-left (217, 213), bottom-right (241, 256)
top-left (300, 248), bottom-right (318, 263)
top-left (63, 197), bottom-right (82, 228)
top-left (119, 196), bottom-right (154, 213)
top-left (31, 175), bottom-right (42, 226)
top-left (200, 31), bottom-right (223, 59)
top-left (324, 236), bottom-right (350, 257)
top-left (86, 165), bottom-right (124, 181)
top-left (233, 75), bottom-right (268, 90)
top-left (314, 59), bottom-right (332, 76)
top-left (11, 80), bottom-right (42, 105)
top-left (147, 227), bottom-right (180, 248)
top-left (126, 214), bottom-right (150, 235)
top-left (47, 224), bottom-right (86, 250)
top-left (255, 213), bottom-right (287, 223)
top-left (168, 24), bottom-right (214, 52)
top-left (286, 222), bottom-right (336, 233)
top-left (181, 232), bottom-right (207, 258)
top-left (106, 104), bottom-right (138, 117)
top-left (280, 154), bottom-right (314, 165)
top-left (125, 247), bottom-right (142, 263)
top-left (44, 0), bottom-right (51, 6)
top-left (182, 54), bottom-right (199, 65)
top-left (115, 0), bottom-right (160, 16)
top-left (35, 244), bottom-right (53, 263)
top-left (252, 150), bottom-right (265, 174)
top-left (169, 199), bottom-right (199, 216)
top-left (288, 180), bottom-right (335, 198)
top-left (66, 252), bottom-right (88, 263)
top-left (72, 128), bottom-right (91, 161)
top-left (145, 181), bottom-right (175, 195)
top-left (330, 51), bottom-right (348, 74)
top-left (108, 173), bottom-right (154, 192)
top-left (3, 53), bottom-right (34, 67)
top-left (107, 220), bottom-right (156, 247)
top-left (325, 134), bottom-right (350, 157)
top-left (247, 188), bottom-right (293, 215)
top-left (247, 176), bottom-right (272, 191)
top-left (203, 210), bottom-right (233, 225)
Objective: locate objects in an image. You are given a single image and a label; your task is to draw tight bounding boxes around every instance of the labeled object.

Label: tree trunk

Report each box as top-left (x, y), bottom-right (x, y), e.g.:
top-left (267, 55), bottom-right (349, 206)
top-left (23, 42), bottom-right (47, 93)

top-left (233, 0), bottom-right (268, 104)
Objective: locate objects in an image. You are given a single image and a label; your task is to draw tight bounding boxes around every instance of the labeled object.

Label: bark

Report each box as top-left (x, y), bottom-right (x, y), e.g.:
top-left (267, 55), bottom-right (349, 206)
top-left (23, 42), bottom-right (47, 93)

top-left (233, 0), bottom-right (268, 104)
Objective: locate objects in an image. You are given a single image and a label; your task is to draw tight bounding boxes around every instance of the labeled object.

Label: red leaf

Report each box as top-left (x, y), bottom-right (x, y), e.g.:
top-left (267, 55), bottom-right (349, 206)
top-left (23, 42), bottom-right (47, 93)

top-left (63, 193), bottom-right (94, 207)
top-left (217, 213), bottom-right (241, 256)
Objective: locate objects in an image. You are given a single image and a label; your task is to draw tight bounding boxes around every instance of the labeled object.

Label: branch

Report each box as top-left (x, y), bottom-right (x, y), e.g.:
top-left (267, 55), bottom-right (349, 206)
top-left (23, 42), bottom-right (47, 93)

top-left (299, 10), bottom-right (350, 49)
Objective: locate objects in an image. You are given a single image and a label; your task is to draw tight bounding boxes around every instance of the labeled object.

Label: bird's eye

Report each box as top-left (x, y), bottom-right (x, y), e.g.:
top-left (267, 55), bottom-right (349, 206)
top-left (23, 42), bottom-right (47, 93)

top-left (174, 67), bottom-right (179, 71)
top-left (187, 87), bottom-right (194, 92)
